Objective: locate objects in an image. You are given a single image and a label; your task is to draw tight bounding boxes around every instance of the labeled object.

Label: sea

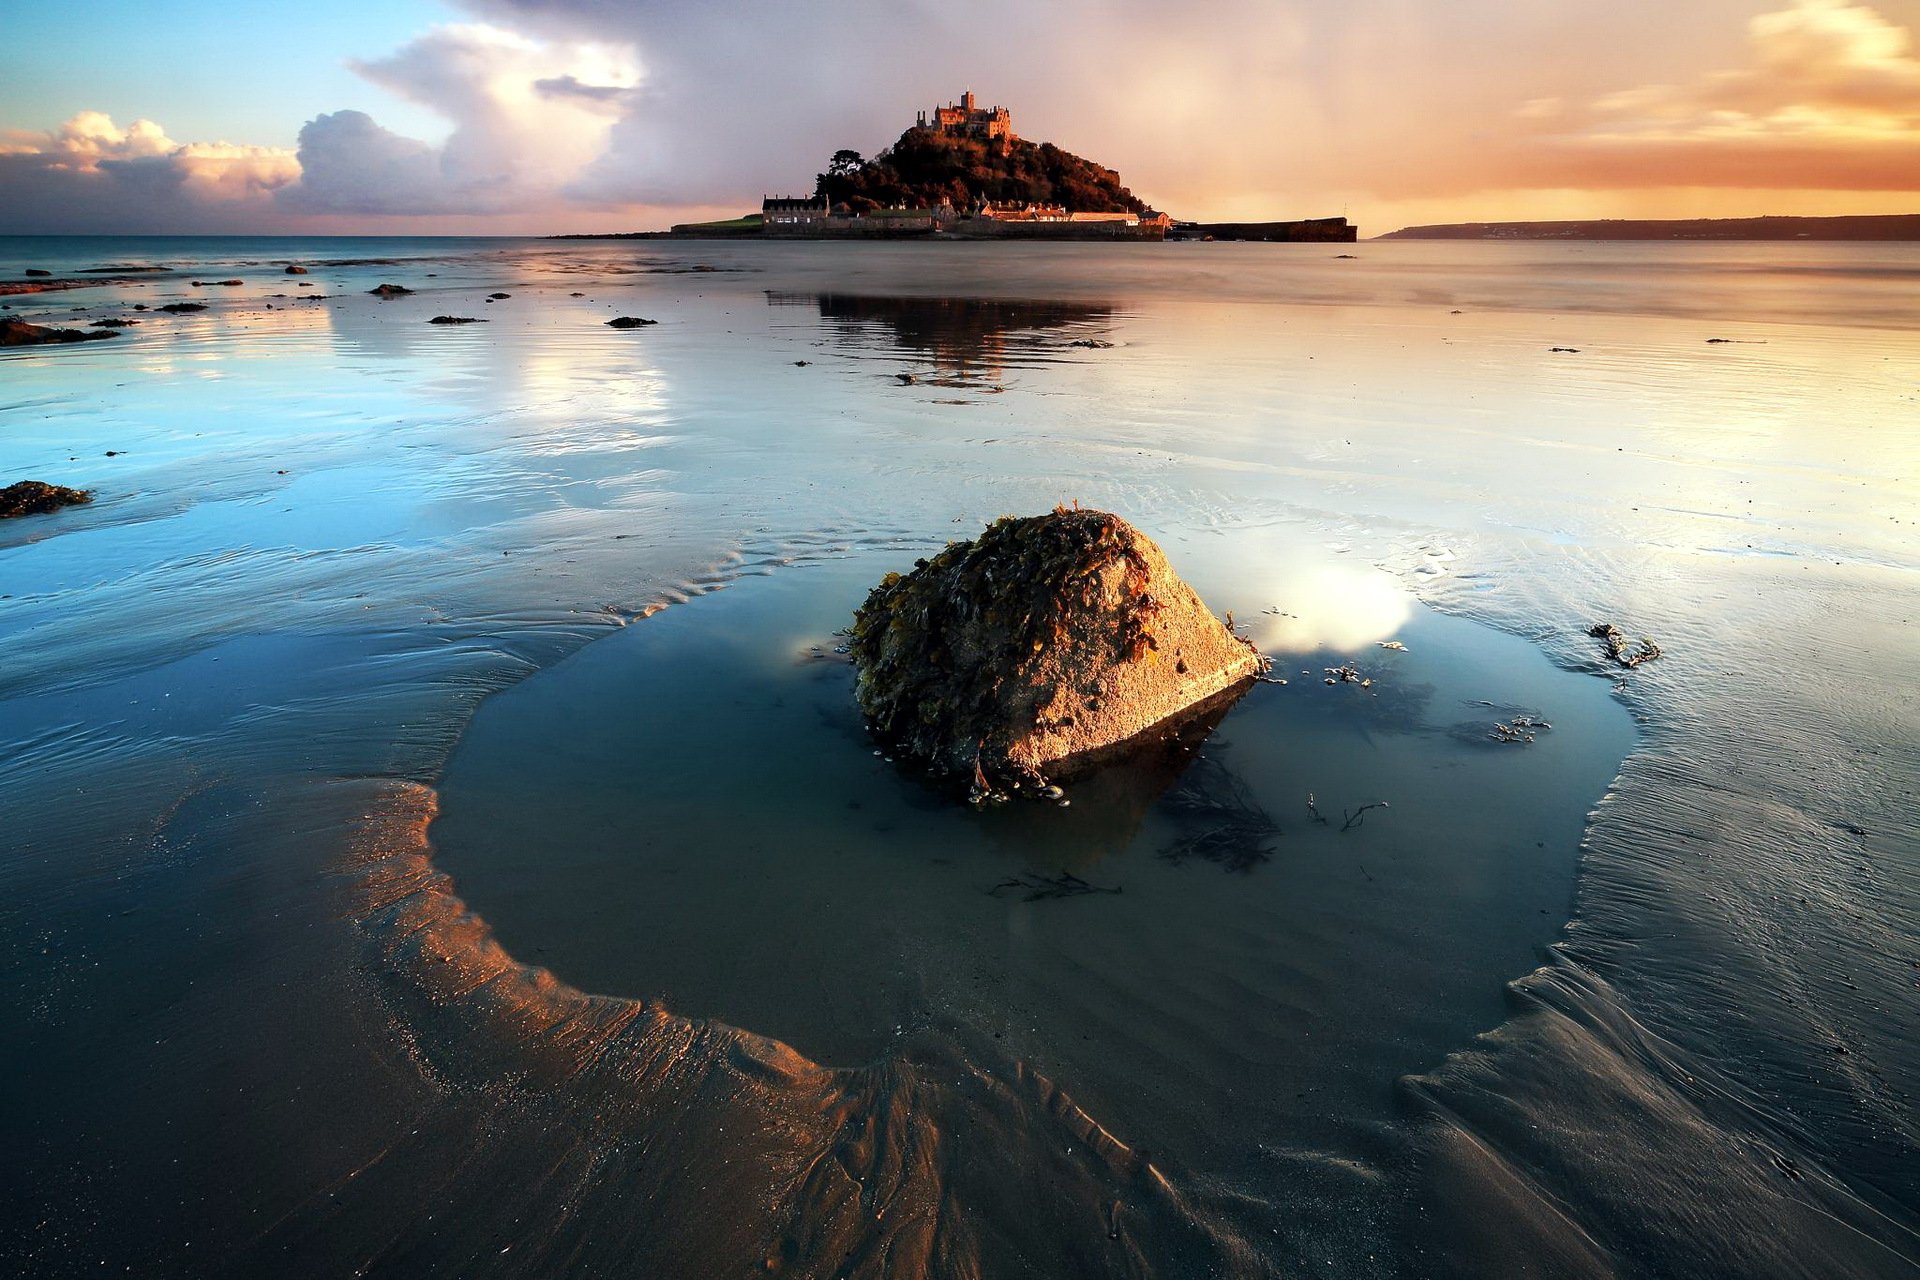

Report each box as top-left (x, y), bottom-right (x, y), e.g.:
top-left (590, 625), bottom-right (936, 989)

top-left (1, 235), bottom-right (1915, 1278)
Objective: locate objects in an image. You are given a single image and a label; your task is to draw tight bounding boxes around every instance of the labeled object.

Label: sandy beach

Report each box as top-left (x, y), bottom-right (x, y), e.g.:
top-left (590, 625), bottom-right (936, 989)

top-left (2, 236), bottom-right (1916, 1277)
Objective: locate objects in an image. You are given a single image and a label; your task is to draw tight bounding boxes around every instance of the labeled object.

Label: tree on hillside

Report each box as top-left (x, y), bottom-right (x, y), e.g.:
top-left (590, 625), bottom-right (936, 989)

top-left (814, 127), bottom-right (1150, 214)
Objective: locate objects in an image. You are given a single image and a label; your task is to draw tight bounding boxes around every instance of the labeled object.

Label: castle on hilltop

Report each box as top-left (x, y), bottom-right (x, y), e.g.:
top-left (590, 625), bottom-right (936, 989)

top-left (917, 91), bottom-right (1014, 143)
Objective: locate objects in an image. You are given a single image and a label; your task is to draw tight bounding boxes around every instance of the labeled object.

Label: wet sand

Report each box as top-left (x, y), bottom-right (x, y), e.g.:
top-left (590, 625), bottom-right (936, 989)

top-left (1, 236), bottom-right (1916, 1277)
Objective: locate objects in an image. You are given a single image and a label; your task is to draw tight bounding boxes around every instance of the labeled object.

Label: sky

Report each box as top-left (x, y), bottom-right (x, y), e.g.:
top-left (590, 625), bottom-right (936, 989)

top-left (2, 0), bottom-right (1917, 235)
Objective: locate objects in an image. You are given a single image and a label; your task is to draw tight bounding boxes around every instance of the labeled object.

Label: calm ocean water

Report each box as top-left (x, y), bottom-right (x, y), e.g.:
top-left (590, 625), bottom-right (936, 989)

top-left (2, 235), bottom-right (1915, 1277)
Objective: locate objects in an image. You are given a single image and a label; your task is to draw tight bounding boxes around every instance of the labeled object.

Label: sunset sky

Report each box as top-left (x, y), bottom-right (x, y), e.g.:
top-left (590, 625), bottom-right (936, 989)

top-left (3, 0), bottom-right (1917, 235)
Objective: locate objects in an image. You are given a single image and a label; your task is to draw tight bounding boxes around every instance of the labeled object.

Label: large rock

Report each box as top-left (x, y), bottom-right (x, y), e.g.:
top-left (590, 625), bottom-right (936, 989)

top-left (849, 508), bottom-right (1264, 796)
top-left (1, 481), bottom-right (91, 519)
top-left (0, 318), bottom-right (116, 346)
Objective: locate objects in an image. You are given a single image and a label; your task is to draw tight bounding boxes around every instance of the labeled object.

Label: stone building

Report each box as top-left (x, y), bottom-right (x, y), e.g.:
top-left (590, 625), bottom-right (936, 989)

top-left (917, 91), bottom-right (1014, 143)
top-left (762, 195), bottom-right (828, 227)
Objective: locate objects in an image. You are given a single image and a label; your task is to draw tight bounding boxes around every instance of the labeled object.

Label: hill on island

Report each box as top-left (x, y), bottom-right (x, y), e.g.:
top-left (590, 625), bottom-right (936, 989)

top-left (815, 127), bottom-right (1151, 215)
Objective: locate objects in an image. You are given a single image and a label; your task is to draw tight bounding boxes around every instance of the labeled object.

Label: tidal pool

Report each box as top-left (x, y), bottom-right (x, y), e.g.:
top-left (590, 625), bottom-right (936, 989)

top-left (431, 551), bottom-right (1635, 1173)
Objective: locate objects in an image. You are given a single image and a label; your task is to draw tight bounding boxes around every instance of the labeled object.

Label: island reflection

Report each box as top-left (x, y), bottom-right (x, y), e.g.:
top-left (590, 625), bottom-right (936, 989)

top-left (769, 291), bottom-right (1117, 382)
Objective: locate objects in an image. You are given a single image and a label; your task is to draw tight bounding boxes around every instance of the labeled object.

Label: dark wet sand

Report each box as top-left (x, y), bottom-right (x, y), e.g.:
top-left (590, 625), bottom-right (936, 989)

top-left (2, 237), bottom-right (1916, 1277)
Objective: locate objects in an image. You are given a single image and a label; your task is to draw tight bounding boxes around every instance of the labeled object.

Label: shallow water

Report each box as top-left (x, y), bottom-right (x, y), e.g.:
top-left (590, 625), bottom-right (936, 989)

top-left (1, 235), bottom-right (1916, 1278)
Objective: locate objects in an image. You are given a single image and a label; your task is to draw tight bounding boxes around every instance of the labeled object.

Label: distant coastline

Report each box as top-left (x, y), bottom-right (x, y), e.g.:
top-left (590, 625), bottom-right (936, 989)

top-left (1379, 214), bottom-right (1920, 241)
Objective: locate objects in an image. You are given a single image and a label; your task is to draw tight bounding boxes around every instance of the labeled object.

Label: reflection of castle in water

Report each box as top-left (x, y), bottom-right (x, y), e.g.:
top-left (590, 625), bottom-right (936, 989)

top-left (767, 291), bottom-right (1115, 381)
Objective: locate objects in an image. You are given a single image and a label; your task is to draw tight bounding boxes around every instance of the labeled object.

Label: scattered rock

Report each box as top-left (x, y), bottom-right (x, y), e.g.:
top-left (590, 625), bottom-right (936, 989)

top-left (848, 507), bottom-right (1266, 798)
top-left (1323, 664), bottom-right (1371, 687)
top-left (428, 316), bottom-right (486, 325)
top-left (191, 279), bottom-right (244, 287)
top-left (0, 318), bottom-right (118, 346)
top-left (569, 291), bottom-right (585, 297)
top-left (1490, 713), bottom-right (1551, 745)
top-left (0, 480), bottom-right (91, 518)
top-left (1068, 339), bottom-right (1115, 349)
top-left (89, 318), bottom-right (138, 328)
top-left (988, 871), bottom-right (1121, 902)
top-left (793, 360), bottom-right (811, 366)
top-left (1333, 254), bottom-right (1358, 259)
top-left (895, 372), bottom-right (917, 384)
top-left (285, 265), bottom-right (308, 275)
top-left (24, 268), bottom-right (52, 277)
top-left (606, 316), bottom-right (657, 328)
top-left (1589, 622), bottom-right (1662, 668)
top-left (1550, 347), bottom-right (1581, 353)
top-left (488, 292), bottom-right (510, 299)
top-left (157, 302), bottom-right (207, 314)
top-left (1377, 640), bottom-right (1407, 652)
top-left (369, 284), bottom-right (414, 299)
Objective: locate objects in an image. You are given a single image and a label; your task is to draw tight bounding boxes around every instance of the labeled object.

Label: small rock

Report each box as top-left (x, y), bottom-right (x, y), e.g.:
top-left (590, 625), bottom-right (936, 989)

top-left (369, 284), bottom-right (414, 299)
top-left (606, 316), bottom-right (657, 328)
top-left (24, 268), bottom-right (52, 277)
top-left (285, 265), bottom-right (308, 275)
top-left (488, 292), bottom-right (510, 300)
top-left (428, 316), bottom-right (486, 325)
top-left (157, 302), bottom-right (207, 314)
top-left (1588, 622), bottom-right (1661, 668)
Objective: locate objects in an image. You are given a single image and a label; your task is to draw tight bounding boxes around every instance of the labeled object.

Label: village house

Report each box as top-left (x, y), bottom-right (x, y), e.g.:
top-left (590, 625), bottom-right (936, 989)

top-left (762, 195), bottom-right (829, 227)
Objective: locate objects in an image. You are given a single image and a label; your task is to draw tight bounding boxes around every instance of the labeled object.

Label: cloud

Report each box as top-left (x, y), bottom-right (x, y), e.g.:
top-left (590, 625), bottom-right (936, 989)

top-left (444, 0), bottom-right (1336, 208)
top-left (1458, 0), bottom-right (1920, 195)
top-left (2, 1), bottom-right (1914, 233)
top-left (279, 22), bottom-right (639, 216)
top-left (0, 113), bottom-right (298, 234)
top-left (286, 110), bottom-right (462, 215)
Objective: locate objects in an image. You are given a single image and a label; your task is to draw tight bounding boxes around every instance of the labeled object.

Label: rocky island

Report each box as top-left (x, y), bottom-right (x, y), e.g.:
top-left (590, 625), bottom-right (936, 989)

top-left (559, 90), bottom-right (1353, 243)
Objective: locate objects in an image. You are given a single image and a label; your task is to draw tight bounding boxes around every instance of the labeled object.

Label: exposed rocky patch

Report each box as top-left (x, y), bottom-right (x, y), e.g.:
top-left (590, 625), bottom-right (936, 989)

top-left (1, 481), bottom-right (92, 518)
top-left (0, 318), bottom-right (118, 346)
